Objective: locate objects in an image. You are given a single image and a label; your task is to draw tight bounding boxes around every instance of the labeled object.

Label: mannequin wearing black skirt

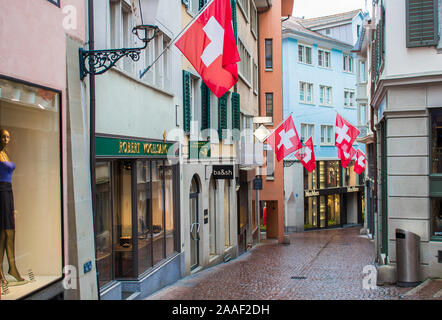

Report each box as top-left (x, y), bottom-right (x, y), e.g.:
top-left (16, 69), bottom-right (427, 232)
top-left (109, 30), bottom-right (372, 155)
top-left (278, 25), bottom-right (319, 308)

top-left (0, 129), bottom-right (25, 285)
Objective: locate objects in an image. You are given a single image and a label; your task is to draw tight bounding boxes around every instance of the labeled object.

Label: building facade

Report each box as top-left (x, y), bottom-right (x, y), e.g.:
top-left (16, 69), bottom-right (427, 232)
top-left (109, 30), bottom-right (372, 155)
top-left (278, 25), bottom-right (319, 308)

top-left (0, 0), bottom-right (97, 299)
top-left (257, 0), bottom-right (294, 242)
top-left (282, 12), bottom-right (366, 232)
top-left (90, 0), bottom-right (184, 300)
top-left (370, 0), bottom-right (442, 280)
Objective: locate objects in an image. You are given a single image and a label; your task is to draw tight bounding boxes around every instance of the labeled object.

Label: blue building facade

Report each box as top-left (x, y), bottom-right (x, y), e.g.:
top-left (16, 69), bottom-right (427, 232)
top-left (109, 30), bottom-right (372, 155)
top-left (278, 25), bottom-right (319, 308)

top-left (282, 12), bottom-right (367, 232)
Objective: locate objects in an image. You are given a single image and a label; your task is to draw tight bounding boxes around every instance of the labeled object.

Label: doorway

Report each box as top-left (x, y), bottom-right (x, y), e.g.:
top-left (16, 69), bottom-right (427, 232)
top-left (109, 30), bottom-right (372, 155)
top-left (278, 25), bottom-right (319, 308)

top-left (189, 176), bottom-right (200, 270)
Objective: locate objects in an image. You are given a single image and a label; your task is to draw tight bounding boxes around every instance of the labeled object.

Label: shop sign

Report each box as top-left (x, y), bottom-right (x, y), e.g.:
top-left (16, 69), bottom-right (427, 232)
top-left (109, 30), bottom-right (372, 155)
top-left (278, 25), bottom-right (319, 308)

top-left (213, 165), bottom-right (234, 179)
top-left (96, 136), bottom-right (173, 157)
top-left (347, 186), bottom-right (359, 193)
top-left (253, 177), bottom-right (262, 190)
top-left (305, 190), bottom-right (319, 197)
top-left (189, 141), bottom-right (211, 159)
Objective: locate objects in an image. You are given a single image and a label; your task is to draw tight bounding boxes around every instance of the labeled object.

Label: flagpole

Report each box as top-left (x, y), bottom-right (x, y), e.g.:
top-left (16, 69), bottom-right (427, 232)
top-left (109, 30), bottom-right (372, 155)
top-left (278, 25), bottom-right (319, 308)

top-left (139, 0), bottom-right (216, 79)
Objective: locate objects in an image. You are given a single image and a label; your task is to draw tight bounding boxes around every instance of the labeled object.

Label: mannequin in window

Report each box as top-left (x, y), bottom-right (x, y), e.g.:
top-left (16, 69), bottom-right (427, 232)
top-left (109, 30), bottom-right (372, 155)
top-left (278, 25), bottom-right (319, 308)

top-left (0, 129), bottom-right (26, 285)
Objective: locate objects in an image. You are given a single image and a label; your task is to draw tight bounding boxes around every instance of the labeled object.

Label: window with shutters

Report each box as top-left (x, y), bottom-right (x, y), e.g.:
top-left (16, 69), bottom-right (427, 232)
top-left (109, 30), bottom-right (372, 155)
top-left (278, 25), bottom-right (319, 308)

top-left (231, 0), bottom-right (238, 43)
top-left (201, 83), bottom-right (211, 131)
top-left (182, 71), bottom-right (192, 134)
top-left (218, 94), bottom-right (228, 140)
top-left (406, 0), bottom-right (439, 47)
top-left (231, 93), bottom-right (241, 140)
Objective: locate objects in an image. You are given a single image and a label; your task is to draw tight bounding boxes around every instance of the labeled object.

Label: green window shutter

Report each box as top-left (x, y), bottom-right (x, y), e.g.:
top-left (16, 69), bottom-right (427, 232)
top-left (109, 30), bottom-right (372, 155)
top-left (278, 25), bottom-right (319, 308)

top-left (406, 0), bottom-right (439, 47)
top-left (231, 92), bottom-right (240, 140)
top-left (218, 93), bottom-right (228, 140)
top-left (231, 0), bottom-right (238, 43)
top-left (201, 83), bottom-right (211, 131)
top-left (183, 70), bottom-right (191, 134)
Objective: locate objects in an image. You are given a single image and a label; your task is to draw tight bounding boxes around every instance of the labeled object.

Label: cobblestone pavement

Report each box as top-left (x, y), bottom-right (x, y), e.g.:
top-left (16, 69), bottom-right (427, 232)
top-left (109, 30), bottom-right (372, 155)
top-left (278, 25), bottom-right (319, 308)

top-left (146, 227), bottom-right (437, 300)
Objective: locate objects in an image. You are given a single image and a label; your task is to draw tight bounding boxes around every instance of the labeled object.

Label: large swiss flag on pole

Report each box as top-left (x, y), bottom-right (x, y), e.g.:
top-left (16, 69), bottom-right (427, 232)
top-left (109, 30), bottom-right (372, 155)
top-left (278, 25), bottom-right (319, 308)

top-left (175, 0), bottom-right (240, 98)
top-left (265, 115), bottom-right (303, 162)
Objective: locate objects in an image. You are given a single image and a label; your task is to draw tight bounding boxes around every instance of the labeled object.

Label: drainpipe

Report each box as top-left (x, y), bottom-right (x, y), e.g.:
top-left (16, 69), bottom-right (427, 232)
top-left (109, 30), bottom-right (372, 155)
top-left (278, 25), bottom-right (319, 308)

top-left (369, 26), bottom-right (378, 262)
top-left (88, 0), bottom-right (99, 298)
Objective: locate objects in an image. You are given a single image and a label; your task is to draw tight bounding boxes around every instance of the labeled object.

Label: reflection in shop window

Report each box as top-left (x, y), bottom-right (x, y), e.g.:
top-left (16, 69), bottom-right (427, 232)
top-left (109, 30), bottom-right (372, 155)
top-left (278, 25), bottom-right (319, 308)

top-left (137, 160), bottom-right (152, 274)
top-left (164, 161), bottom-right (175, 258)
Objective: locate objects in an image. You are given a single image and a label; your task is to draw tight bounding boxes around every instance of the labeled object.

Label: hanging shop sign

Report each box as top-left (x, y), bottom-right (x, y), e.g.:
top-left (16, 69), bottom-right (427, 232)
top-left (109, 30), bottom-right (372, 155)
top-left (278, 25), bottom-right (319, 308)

top-left (253, 177), bottom-right (263, 190)
top-left (189, 141), bottom-right (211, 159)
top-left (213, 165), bottom-right (234, 180)
top-left (347, 186), bottom-right (359, 193)
top-left (96, 136), bottom-right (174, 157)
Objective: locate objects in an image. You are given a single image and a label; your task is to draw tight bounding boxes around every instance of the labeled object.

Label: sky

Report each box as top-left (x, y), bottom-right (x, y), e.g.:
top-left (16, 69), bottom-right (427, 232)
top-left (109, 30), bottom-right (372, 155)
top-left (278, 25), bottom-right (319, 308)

top-left (292, 0), bottom-right (369, 19)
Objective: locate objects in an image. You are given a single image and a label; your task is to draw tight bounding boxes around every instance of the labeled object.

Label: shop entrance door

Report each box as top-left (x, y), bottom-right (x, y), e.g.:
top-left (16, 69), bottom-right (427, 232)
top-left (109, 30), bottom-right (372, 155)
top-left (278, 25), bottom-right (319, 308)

top-left (189, 177), bottom-right (200, 270)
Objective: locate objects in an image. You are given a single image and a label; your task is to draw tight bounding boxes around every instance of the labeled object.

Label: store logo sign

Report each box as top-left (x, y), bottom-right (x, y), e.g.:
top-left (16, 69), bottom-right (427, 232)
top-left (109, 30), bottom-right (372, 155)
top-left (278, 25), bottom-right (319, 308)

top-left (305, 190), bottom-right (319, 197)
top-left (347, 186), bottom-right (359, 193)
top-left (213, 165), bottom-right (234, 179)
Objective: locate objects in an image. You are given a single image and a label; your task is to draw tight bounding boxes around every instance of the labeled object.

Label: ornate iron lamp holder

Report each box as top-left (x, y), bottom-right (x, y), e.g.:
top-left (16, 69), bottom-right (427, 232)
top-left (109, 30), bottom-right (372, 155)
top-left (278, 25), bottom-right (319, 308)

top-left (79, 24), bottom-right (158, 79)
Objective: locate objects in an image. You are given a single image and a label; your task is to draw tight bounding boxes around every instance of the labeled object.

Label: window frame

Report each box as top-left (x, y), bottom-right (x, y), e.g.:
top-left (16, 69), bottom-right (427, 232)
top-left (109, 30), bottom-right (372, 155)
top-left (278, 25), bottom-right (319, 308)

top-left (298, 44), bottom-right (313, 65)
top-left (319, 85), bottom-right (332, 106)
top-left (299, 81), bottom-right (314, 104)
top-left (265, 38), bottom-right (273, 70)
top-left (238, 38), bottom-right (252, 87)
top-left (344, 89), bottom-right (355, 108)
top-left (237, 0), bottom-right (250, 22)
top-left (343, 53), bottom-right (354, 73)
top-left (318, 49), bottom-right (331, 69)
top-left (265, 92), bottom-right (274, 123)
top-left (300, 123), bottom-right (315, 145)
top-left (250, 0), bottom-right (258, 39)
top-left (320, 125), bottom-right (334, 146)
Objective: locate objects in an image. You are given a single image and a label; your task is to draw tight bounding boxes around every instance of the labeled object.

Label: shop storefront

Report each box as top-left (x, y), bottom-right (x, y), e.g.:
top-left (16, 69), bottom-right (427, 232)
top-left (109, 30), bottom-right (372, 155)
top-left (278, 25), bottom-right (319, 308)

top-left (0, 77), bottom-right (63, 300)
top-left (94, 135), bottom-right (180, 295)
top-left (304, 160), bottom-right (364, 230)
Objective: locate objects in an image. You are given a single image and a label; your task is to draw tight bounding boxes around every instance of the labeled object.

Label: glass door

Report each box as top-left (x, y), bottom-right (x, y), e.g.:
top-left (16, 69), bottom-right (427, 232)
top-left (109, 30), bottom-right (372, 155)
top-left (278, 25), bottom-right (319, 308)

top-left (189, 176), bottom-right (200, 270)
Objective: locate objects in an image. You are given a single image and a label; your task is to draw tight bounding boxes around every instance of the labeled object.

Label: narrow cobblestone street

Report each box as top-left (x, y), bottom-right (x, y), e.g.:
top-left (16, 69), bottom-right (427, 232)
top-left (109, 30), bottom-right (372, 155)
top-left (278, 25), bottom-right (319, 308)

top-left (146, 227), bottom-right (421, 300)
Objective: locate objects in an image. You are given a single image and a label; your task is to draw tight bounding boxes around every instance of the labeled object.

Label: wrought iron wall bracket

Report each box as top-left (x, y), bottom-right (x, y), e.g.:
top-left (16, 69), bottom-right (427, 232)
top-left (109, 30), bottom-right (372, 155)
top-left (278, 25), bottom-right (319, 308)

top-left (79, 25), bottom-right (158, 80)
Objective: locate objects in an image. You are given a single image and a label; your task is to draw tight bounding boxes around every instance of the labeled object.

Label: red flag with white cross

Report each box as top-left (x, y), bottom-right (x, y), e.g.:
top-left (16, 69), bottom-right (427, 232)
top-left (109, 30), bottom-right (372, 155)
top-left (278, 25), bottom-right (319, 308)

top-left (354, 149), bottom-right (366, 175)
top-left (338, 144), bottom-right (356, 168)
top-left (266, 115), bottom-right (303, 162)
top-left (295, 137), bottom-right (316, 172)
top-left (335, 113), bottom-right (360, 152)
top-left (175, 0), bottom-right (240, 98)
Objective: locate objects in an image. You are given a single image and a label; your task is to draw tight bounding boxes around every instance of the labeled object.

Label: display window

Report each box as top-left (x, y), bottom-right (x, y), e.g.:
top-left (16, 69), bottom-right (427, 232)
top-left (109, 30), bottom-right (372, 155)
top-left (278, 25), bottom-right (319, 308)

top-left (344, 161), bottom-right (357, 186)
top-left (432, 198), bottom-right (442, 238)
top-left (94, 155), bottom-right (179, 289)
top-left (0, 78), bottom-right (62, 299)
top-left (327, 194), bottom-right (341, 226)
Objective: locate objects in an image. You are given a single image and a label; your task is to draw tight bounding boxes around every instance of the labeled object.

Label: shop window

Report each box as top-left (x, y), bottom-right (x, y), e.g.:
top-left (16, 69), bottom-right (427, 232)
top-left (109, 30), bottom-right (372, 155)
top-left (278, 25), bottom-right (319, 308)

top-left (431, 108), bottom-right (442, 173)
top-left (152, 161), bottom-right (164, 266)
top-left (95, 162), bottom-right (113, 288)
top-left (94, 157), bottom-right (178, 287)
top-left (326, 161), bottom-right (341, 188)
top-left (304, 197), bottom-right (317, 229)
top-left (136, 160), bottom-right (152, 274)
top-left (303, 166), bottom-right (317, 190)
top-left (0, 78), bottom-right (62, 299)
top-left (344, 161), bottom-right (357, 187)
top-left (327, 194), bottom-right (341, 226)
top-left (431, 198), bottom-right (442, 238)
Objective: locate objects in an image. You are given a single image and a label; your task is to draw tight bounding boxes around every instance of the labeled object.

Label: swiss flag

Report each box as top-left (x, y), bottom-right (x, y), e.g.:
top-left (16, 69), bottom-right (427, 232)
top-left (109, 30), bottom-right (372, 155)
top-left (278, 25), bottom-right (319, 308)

top-left (354, 149), bottom-right (366, 175)
top-left (335, 113), bottom-right (360, 152)
top-left (338, 144), bottom-right (356, 168)
top-left (175, 0), bottom-right (240, 98)
top-left (295, 137), bottom-right (316, 172)
top-left (266, 115), bottom-right (303, 162)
